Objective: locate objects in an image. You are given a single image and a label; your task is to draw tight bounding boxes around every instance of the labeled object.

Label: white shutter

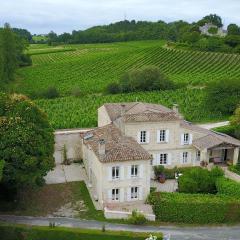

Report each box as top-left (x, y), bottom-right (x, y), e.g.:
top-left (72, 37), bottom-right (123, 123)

top-left (137, 131), bottom-right (141, 143)
top-left (108, 167), bottom-right (112, 181)
top-left (166, 129), bottom-right (170, 143)
top-left (168, 153), bottom-right (172, 166)
top-left (127, 187), bottom-right (131, 201)
top-left (189, 134), bottom-right (193, 144)
top-left (189, 152), bottom-right (192, 163)
top-left (157, 130), bottom-right (160, 143)
top-left (108, 189), bottom-right (112, 201)
top-left (120, 166), bottom-right (124, 180)
top-left (146, 131), bottom-right (150, 143)
top-left (180, 152), bottom-right (183, 164)
top-left (139, 164), bottom-right (143, 178)
top-left (127, 166), bottom-right (131, 179)
top-left (152, 154), bottom-right (157, 166)
top-left (180, 134), bottom-right (184, 145)
top-left (120, 188), bottom-right (124, 202)
top-left (139, 187), bottom-right (143, 200)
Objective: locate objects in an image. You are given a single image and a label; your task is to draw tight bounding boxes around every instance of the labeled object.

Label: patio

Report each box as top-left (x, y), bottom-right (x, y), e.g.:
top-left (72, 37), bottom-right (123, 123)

top-left (151, 179), bottom-right (178, 192)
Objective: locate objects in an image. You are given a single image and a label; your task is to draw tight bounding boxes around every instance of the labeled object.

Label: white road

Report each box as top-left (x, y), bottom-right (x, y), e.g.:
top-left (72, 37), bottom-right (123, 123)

top-left (197, 121), bottom-right (229, 130)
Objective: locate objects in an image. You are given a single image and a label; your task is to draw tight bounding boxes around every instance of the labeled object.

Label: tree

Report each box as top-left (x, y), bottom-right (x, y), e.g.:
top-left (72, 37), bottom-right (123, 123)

top-left (225, 35), bottom-right (240, 48)
top-left (0, 93), bottom-right (55, 190)
top-left (47, 31), bottom-right (58, 45)
top-left (206, 79), bottom-right (240, 115)
top-left (0, 160), bottom-right (4, 181)
top-left (231, 107), bottom-right (240, 139)
top-left (0, 23), bottom-right (18, 83)
top-left (227, 24), bottom-right (240, 36)
top-left (201, 14), bottom-right (223, 28)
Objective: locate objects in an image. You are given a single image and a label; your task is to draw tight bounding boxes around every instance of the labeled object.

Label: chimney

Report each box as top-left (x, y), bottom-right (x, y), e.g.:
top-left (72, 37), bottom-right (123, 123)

top-left (172, 104), bottom-right (179, 114)
top-left (98, 139), bottom-right (105, 156)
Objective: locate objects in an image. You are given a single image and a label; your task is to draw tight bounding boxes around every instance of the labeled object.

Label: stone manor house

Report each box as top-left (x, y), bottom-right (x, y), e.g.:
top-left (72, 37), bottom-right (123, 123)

top-left (78, 102), bottom-right (240, 209)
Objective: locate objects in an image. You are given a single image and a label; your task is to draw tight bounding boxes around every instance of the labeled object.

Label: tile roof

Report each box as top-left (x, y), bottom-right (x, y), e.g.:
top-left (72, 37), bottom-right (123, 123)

top-left (181, 121), bottom-right (240, 150)
top-left (81, 124), bottom-right (152, 163)
top-left (103, 102), bottom-right (180, 122)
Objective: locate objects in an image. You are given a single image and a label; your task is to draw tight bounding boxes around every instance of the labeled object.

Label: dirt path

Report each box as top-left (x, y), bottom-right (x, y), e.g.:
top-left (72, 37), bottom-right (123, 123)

top-left (197, 121), bottom-right (229, 130)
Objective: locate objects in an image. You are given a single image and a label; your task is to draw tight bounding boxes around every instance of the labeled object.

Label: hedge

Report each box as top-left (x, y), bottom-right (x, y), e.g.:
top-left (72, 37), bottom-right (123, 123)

top-left (216, 177), bottom-right (240, 197)
top-left (0, 223), bottom-right (163, 240)
top-left (148, 192), bottom-right (240, 224)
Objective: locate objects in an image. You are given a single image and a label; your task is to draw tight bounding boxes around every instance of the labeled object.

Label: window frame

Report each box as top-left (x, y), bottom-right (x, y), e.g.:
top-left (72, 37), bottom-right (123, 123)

top-left (183, 133), bottom-right (190, 145)
top-left (111, 188), bottom-right (120, 201)
top-left (159, 129), bottom-right (166, 142)
top-left (182, 152), bottom-right (188, 163)
top-left (140, 130), bottom-right (147, 143)
top-left (131, 187), bottom-right (139, 200)
top-left (159, 153), bottom-right (168, 165)
top-left (131, 165), bottom-right (139, 178)
top-left (112, 166), bottom-right (120, 180)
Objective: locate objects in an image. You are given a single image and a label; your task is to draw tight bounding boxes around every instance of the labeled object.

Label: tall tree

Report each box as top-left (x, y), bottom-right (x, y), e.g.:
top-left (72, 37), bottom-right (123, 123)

top-left (0, 23), bottom-right (18, 83)
top-left (227, 24), bottom-right (240, 35)
top-left (0, 93), bottom-right (55, 190)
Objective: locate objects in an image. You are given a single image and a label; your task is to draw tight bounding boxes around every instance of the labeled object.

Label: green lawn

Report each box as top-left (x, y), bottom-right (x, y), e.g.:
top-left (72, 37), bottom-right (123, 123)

top-left (0, 223), bottom-right (163, 240)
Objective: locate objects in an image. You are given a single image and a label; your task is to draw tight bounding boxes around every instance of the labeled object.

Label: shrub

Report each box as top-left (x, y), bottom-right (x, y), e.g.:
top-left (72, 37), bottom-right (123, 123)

top-left (42, 87), bottom-right (60, 99)
top-left (128, 210), bottom-right (147, 225)
top-left (149, 192), bottom-right (240, 224)
top-left (105, 82), bottom-right (120, 94)
top-left (153, 165), bottom-right (165, 179)
top-left (178, 167), bottom-right (222, 194)
top-left (216, 177), bottom-right (240, 197)
top-left (228, 165), bottom-right (240, 175)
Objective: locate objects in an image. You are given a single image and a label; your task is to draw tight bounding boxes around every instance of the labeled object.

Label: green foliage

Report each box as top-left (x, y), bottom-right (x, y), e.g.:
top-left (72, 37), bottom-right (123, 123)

top-left (213, 125), bottom-right (236, 138)
top-left (206, 79), bottom-right (240, 115)
top-left (0, 160), bottom-right (4, 181)
top-left (227, 24), bottom-right (240, 36)
top-left (216, 177), bottom-right (240, 197)
top-left (228, 165), bottom-right (240, 175)
top-left (153, 166), bottom-right (165, 179)
top-left (178, 167), bottom-right (224, 194)
top-left (230, 107), bottom-right (240, 139)
top-left (0, 93), bottom-right (55, 190)
top-left (225, 35), bottom-right (240, 48)
top-left (0, 223), bottom-right (162, 240)
top-left (149, 192), bottom-right (240, 223)
top-left (208, 27), bottom-right (218, 35)
top-left (201, 14), bottom-right (223, 28)
top-left (128, 210), bottom-right (147, 225)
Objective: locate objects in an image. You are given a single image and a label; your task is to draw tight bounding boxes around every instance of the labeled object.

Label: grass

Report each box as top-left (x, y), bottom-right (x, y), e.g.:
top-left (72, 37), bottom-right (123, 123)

top-left (0, 181), bottom-right (104, 220)
top-left (0, 223), bottom-right (163, 240)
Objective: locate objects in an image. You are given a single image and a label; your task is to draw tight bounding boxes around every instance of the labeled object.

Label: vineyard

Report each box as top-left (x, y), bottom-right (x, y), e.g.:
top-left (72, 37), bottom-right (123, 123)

top-left (16, 40), bottom-right (240, 96)
top-left (35, 89), bottom-right (227, 129)
top-left (13, 40), bottom-right (239, 129)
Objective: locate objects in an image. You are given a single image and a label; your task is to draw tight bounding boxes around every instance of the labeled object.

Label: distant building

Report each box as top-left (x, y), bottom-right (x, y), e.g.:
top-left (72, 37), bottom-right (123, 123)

top-left (199, 23), bottom-right (227, 37)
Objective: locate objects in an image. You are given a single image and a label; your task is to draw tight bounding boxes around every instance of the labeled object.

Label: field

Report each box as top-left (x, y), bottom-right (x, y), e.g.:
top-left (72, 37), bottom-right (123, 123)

top-left (13, 40), bottom-right (240, 129)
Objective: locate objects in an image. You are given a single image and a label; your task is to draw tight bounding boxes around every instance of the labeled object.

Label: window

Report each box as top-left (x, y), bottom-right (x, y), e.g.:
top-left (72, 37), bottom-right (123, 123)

top-left (140, 131), bottom-right (147, 143)
top-left (196, 151), bottom-right (201, 161)
top-left (183, 152), bottom-right (188, 163)
top-left (111, 188), bottom-right (119, 201)
top-left (159, 130), bottom-right (166, 142)
top-left (131, 165), bottom-right (138, 177)
top-left (131, 187), bottom-right (138, 200)
top-left (112, 166), bottom-right (120, 180)
top-left (183, 133), bottom-right (189, 144)
top-left (159, 153), bottom-right (168, 165)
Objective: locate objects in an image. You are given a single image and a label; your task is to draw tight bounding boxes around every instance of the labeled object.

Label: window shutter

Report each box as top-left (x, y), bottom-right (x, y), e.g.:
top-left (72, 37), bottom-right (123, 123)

top-left (120, 188), bottom-right (124, 202)
top-left (189, 134), bottom-right (193, 144)
top-left (152, 154), bottom-right (157, 166)
top-left (108, 167), bottom-right (112, 181)
top-left (139, 187), bottom-right (143, 200)
top-left (180, 134), bottom-right (184, 145)
top-left (120, 166), bottom-right (124, 180)
top-left (137, 131), bottom-right (141, 143)
top-left (180, 152), bottom-right (183, 164)
top-left (166, 129), bottom-right (170, 143)
top-left (127, 187), bottom-right (131, 201)
top-left (157, 130), bottom-right (160, 143)
top-left (168, 153), bottom-right (172, 165)
top-left (189, 152), bottom-right (192, 163)
top-left (127, 166), bottom-right (131, 179)
top-left (146, 131), bottom-right (150, 143)
top-left (108, 189), bottom-right (112, 201)
top-left (139, 164), bottom-right (143, 178)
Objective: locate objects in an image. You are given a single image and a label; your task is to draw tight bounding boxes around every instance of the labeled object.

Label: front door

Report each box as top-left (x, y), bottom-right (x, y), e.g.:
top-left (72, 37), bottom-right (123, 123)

top-left (221, 149), bottom-right (228, 162)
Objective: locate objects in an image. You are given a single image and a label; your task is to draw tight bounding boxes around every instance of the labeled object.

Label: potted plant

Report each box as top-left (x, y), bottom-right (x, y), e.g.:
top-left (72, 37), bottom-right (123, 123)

top-left (159, 173), bottom-right (166, 183)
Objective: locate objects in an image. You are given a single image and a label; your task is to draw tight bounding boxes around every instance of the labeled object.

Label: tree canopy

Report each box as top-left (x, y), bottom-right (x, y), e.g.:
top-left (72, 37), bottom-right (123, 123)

top-left (206, 79), bottom-right (240, 115)
top-left (231, 107), bottom-right (240, 139)
top-left (0, 93), bottom-right (55, 190)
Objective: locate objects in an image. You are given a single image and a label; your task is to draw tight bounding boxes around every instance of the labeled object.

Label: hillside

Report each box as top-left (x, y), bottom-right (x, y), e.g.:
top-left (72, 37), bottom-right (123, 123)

top-left (14, 40), bottom-right (239, 129)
